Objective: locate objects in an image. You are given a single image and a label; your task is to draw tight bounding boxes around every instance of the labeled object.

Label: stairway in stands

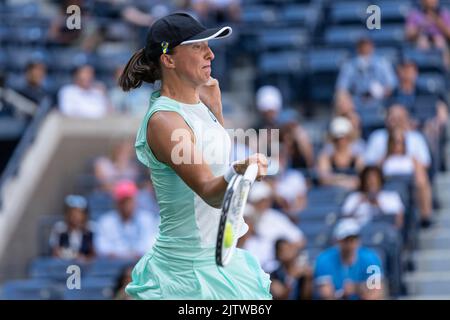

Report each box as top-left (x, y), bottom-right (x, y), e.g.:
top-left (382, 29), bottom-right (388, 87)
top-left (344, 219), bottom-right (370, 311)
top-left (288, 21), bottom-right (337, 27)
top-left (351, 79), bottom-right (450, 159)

top-left (404, 131), bottom-right (450, 299)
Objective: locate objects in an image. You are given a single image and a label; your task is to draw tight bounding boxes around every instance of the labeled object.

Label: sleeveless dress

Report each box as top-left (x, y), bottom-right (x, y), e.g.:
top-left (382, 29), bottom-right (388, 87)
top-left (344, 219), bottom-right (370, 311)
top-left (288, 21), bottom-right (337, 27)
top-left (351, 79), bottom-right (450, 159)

top-left (125, 90), bottom-right (272, 300)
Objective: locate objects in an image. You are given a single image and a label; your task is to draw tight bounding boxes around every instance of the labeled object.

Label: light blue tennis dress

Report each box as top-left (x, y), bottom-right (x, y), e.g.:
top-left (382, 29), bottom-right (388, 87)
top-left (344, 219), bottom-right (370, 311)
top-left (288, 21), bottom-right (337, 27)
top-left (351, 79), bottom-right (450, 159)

top-left (125, 90), bottom-right (272, 300)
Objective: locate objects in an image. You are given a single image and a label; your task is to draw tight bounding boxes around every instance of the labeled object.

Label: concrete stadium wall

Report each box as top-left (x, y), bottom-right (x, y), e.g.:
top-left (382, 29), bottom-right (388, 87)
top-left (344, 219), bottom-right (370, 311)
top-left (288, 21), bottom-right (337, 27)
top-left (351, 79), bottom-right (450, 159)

top-left (0, 112), bottom-right (141, 282)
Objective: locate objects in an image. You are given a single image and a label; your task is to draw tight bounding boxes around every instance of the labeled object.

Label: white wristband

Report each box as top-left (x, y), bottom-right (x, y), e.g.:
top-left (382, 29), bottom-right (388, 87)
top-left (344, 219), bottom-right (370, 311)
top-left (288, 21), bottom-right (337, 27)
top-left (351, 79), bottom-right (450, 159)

top-left (223, 162), bottom-right (238, 183)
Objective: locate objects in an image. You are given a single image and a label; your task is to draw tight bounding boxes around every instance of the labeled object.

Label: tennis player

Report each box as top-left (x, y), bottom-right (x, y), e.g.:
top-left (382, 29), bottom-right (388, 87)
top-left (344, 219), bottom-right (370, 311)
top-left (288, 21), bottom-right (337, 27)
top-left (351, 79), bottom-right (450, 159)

top-left (119, 12), bottom-right (272, 299)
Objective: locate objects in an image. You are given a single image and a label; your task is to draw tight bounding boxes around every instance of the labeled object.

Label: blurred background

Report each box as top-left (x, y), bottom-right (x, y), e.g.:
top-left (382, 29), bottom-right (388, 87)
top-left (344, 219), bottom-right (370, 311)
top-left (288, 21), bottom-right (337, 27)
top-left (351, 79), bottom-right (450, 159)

top-left (0, 0), bottom-right (449, 300)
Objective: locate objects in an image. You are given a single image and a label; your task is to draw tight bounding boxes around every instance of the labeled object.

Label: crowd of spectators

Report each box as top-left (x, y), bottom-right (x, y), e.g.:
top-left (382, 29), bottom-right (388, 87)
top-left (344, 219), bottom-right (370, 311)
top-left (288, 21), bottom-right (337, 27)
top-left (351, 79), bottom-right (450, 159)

top-left (1, 0), bottom-right (449, 300)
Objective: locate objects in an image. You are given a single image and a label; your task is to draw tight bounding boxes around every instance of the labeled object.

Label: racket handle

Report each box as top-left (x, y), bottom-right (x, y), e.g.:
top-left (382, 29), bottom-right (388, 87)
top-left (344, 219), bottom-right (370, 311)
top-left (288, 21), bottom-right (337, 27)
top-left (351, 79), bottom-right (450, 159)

top-left (243, 163), bottom-right (259, 182)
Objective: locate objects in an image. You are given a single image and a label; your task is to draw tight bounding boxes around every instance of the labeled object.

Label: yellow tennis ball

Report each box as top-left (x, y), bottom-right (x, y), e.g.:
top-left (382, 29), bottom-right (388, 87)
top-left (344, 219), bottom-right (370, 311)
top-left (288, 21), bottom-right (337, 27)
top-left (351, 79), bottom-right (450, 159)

top-left (224, 222), bottom-right (234, 248)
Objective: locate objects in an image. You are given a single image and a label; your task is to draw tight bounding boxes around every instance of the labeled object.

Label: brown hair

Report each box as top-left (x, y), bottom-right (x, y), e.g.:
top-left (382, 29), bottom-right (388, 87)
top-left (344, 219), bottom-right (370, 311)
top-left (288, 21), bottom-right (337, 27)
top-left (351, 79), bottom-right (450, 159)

top-left (118, 48), bottom-right (162, 91)
top-left (358, 166), bottom-right (384, 193)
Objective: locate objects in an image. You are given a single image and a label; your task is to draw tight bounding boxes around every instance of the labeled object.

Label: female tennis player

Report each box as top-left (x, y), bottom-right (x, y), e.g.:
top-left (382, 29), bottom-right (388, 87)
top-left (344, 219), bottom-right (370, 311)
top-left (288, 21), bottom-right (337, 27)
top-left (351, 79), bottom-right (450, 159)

top-left (119, 12), bottom-right (272, 300)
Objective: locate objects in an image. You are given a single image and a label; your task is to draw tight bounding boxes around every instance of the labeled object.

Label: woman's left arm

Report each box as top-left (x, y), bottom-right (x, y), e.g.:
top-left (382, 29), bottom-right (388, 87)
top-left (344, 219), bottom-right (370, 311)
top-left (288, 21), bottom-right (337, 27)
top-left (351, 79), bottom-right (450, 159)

top-left (199, 77), bottom-right (224, 126)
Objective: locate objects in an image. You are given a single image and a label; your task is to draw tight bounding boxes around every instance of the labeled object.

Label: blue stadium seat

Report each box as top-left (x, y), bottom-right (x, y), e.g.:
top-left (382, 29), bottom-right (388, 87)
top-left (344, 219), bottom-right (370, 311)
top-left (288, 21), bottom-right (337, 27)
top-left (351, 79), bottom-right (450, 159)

top-left (49, 48), bottom-right (93, 72)
top-left (7, 26), bottom-right (48, 45)
top-left (5, 47), bottom-right (48, 71)
top-left (325, 24), bottom-right (405, 47)
top-left (3, 2), bottom-right (40, 18)
top-left (37, 215), bottom-right (64, 256)
top-left (329, 1), bottom-right (368, 25)
top-left (402, 48), bottom-right (446, 73)
top-left (257, 28), bottom-right (309, 50)
top-left (376, 47), bottom-right (400, 65)
top-left (417, 73), bottom-right (447, 94)
top-left (305, 48), bottom-right (350, 103)
top-left (360, 222), bottom-right (403, 297)
top-left (94, 50), bottom-right (132, 74)
top-left (1, 279), bottom-right (61, 300)
top-left (411, 95), bottom-right (438, 123)
top-left (62, 277), bottom-right (115, 300)
top-left (357, 105), bottom-right (386, 140)
top-left (299, 205), bottom-right (339, 225)
top-left (30, 257), bottom-right (90, 282)
top-left (240, 5), bottom-right (279, 26)
top-left (323, 26), bottom-right (367, 48)
top-left (374, 0), bottom-right (412, 23)
top-left (307, 48), bottom-right (349, 73)
top-left (307, 186), bottom-right (349, 204)
top-left (370, 24), bottom-right (405, 46)
top-left (279, 4), bottom-right (320, 29)
top-left (88, 258), bottom-right (135, 279)
top-left (299, 221), bottom-right (334, 249)
top-left (87, 190), bottom-right (114, 217)
top-left (258, 51), bottom-right (304, 74)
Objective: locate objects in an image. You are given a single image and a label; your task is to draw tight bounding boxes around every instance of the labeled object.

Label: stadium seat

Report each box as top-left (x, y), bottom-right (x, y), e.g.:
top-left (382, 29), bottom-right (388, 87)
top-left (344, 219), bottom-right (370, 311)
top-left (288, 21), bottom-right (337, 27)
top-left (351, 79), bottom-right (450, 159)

top-left (360, 222), bottom-right (403, 297)
top-left (258, 51), bottom-right (304, 74)
top-left (299, 221), bottom-right (335, 249)
top-left (375, 0), bottom-right (412, 23)
top-left (62, 277), bottom-right (115, 300)
top-left (29, 257), bottom-right (90, 282)
top-left (5, 47), bottom-right (48, 72)
top-left (305, 47), bottom-right (350, 103)
top-left (48, 48), bottom-right (93, 72)
top-left (299, 203), bottom-right (340, 222)
top-left (417, 73), bottom-right (447, 95)
top-left (307, 186), bottom-right (349, 205)
top-left (329, 1), bottom-right (368, 25)
top-left (279, 4), bottom-right (320, 29)
top-left (88, 258), bottom-right (135, 279)
top-left (87, 190), bottom-right (115, 218)
top-left (370, 24), bottom-right (406, 46)
top-left (1, 279), bottom-right (61, 300)
top-left (37, 215), bottom-right (64, 256)
top-left (240, 5), bottom-right (279, 26)
top-left (402, 47), bottom-right (446, 73)
top-left (357, 105), bottom-right (386, 140)
top-left (257, 28), bottom-right (309, 51)
top-left (411, 95), bottom-right (438, 123)
top-left (376, 47), bottom-right (400, 65)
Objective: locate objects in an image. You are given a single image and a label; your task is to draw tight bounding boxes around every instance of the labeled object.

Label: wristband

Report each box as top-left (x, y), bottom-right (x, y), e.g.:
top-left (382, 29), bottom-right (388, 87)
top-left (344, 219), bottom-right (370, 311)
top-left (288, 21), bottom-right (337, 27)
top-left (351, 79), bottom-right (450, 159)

top-left (223, 161), bottom-right (238, 183)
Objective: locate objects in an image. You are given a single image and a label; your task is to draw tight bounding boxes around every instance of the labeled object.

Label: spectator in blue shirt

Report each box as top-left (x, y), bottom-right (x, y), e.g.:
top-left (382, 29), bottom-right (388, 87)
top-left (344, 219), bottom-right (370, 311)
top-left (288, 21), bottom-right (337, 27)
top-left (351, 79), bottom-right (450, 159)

top-left (314, 219), bottom-right (384, 300)
top-left (336, 37), bottom-right (397, 109)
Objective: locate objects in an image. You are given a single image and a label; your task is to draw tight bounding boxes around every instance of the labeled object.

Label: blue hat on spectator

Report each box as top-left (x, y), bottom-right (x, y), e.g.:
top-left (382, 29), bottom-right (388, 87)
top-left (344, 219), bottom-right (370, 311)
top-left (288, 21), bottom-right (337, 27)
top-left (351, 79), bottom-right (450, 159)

top-left (64, 194), bottom-right (88, 210)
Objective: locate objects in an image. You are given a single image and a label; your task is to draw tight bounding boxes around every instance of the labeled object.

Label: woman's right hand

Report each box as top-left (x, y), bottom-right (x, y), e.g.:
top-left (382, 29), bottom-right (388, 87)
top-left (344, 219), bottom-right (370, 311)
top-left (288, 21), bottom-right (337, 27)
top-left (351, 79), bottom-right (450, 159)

top-left (233, 153), bottom-right (268, 181)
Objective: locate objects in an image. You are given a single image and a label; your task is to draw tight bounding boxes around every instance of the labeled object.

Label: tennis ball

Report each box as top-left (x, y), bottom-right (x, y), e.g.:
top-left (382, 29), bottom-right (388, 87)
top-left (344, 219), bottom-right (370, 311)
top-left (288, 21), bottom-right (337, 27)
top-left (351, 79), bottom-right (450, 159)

top-left (224, 222), bottom-right (234, 248)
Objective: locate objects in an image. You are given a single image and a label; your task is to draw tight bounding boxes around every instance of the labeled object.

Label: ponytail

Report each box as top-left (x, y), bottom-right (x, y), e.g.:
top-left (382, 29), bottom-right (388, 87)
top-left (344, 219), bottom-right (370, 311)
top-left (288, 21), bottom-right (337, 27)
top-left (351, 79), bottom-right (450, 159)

top-left (118, 48), bottom-right (161, 91)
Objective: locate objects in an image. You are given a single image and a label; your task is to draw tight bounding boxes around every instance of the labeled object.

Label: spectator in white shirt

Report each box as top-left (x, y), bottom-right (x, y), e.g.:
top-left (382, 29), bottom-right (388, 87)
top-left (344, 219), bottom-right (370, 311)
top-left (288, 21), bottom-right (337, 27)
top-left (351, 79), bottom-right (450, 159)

top-left (341, 166), bottom-right (404, 229)
top-left (244, 181), bottom-right (305, 272)
top-left (58, 64), bottom-right (110, 118)
top-left (94, 180), bottom-right (158, 260)
top-left (382, 129), bottom-right (433, 227)
top-left (365, 104), bottom-right (431, 167)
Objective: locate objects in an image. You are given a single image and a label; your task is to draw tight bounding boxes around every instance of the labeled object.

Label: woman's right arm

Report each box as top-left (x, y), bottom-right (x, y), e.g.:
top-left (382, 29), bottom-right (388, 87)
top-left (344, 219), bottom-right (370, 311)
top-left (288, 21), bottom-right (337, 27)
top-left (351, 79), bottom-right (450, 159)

top-left (147, 111), bottom-right (267, 208)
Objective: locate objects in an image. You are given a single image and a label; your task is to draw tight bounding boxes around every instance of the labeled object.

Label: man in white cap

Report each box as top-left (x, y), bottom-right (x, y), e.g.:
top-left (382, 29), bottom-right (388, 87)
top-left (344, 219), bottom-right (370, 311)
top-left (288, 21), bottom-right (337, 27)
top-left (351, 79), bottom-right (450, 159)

top-left (314, 219), bottom-right (384, 300)
top-left (254, 85), bottom-right (283, 131)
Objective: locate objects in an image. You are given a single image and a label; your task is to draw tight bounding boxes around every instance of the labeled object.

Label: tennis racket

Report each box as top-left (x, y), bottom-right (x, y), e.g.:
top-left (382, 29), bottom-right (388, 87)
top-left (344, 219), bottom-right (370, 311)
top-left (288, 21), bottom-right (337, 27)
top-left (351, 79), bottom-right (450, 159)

top-left (216, 163), bottom-right (259, 267)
